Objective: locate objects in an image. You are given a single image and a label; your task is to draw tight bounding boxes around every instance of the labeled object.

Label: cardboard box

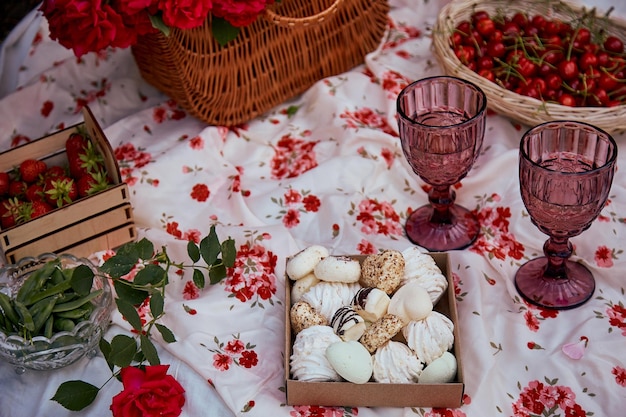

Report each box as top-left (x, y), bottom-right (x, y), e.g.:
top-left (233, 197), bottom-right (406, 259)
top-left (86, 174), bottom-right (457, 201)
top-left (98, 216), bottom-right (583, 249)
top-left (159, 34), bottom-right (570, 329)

top-left (284, 252), bottom-right (464, 408)
top-left (0, 107), bottom-right (136, 264)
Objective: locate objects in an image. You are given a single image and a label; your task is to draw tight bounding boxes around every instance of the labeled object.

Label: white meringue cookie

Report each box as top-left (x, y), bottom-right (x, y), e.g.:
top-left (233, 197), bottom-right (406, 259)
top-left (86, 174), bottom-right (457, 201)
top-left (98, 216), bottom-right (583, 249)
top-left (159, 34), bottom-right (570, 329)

top-left (326, 340), bottom-right (373, 384)
top-left (419, 351), bottom-right (457, 383)
top-left (291, 272), bottom-right (320, 304)
top-left (388, 280), bottom-right (433, 324)
top-left (301, 281), bottom-right (361, 321)
top-left (314, 255), bottom-right (361, 283)
top-left (290, 325), bottom-right (342, 382)
top-left (403, 311), bottom-right (454, 365)
top-left (372, 341), bottom-right (423, 383)
top-left (402, 247), bottom-right (448, 304)
top-left (286, 245), bottom-right (329, 280)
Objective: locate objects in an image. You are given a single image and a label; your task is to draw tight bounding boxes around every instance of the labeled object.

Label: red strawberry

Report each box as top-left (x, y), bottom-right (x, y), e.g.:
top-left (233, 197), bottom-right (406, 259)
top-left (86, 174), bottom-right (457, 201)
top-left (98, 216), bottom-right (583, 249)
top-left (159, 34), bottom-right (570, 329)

top-left (0, 198), bottom-right (24, 229)
top-left (66, 133), bottom-right (105, 179)
top-left (19, 159), bottom-right (47, 184)
top-left (77, 169), bottom-right (111, 197)
top-left (66, 132), bottom-right (88, 157)
top-left (44, 165), bottom-right (67, 179)
top-left (8, 180), bottom-right (27, 198)
top-left (0, 172), bottom-right (10, 196)
top-left (22, 200), bottom-right (54, 221)
top-left (44, 176), bottom-right (78, 208)
top-left (25, 183), bottom-right (45, 202)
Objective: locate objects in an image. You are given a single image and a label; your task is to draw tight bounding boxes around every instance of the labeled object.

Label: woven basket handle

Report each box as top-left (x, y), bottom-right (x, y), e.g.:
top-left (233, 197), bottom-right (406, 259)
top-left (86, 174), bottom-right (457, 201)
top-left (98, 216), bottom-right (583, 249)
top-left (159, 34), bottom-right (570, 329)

top-left (264, 0), bottom-right (344, 28)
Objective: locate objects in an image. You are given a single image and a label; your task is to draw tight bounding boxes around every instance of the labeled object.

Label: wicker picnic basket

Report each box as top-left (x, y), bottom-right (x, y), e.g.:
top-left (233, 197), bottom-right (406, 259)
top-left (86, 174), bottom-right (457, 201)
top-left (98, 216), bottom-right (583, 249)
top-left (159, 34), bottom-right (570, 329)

top-left (432, 0), bottom-right (626, 133)
top-left (131, 0), bottom-right (389, 126)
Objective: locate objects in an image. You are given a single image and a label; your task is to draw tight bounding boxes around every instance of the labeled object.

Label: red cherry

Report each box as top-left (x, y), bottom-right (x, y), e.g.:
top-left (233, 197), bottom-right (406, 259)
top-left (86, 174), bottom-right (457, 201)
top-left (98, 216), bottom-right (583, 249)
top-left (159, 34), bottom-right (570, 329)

top-left (603, 35), bottom-right (624, 54)
top-left (558, 59), bottom-right (579, 81)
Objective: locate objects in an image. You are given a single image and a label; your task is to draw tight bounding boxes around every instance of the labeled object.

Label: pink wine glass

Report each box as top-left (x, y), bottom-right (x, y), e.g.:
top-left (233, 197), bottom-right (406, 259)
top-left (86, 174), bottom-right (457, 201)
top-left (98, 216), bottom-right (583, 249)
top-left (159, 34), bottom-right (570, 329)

top-left (397, 76), bottom-right (487, 251)
top-left (515, 121), bottom-right (617, 309)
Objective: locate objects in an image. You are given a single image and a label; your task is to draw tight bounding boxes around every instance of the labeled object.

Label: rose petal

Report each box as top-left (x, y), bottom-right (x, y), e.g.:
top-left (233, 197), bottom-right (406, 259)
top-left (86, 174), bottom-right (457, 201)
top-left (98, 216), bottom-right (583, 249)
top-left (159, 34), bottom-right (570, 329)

top-left (562, 340), bottom-right (586, 360)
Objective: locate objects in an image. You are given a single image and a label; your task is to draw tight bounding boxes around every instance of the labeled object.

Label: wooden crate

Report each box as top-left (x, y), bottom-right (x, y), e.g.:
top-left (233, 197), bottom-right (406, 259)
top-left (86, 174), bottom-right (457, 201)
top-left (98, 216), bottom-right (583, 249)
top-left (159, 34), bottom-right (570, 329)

top-left (0, 107), bottom-right (136, 264)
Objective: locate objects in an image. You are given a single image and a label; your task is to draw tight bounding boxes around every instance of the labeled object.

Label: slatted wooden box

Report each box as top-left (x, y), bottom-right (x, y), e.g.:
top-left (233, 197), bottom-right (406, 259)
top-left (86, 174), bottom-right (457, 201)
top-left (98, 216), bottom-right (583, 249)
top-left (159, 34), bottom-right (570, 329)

top-left (0, 107), bottom-right (136, 264)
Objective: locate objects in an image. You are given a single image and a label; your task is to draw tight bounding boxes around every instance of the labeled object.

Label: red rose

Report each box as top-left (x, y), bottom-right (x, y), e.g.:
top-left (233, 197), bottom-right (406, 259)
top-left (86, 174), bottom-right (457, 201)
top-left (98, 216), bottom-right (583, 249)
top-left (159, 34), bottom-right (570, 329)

top-left (110, 365), bottom-right (185, 417)
top-left (40, 0), bottom-right (137, 56)
top-left (158, 0), bottom-right (213, 30)
top-left (212, 0), bottom-right (274, 27)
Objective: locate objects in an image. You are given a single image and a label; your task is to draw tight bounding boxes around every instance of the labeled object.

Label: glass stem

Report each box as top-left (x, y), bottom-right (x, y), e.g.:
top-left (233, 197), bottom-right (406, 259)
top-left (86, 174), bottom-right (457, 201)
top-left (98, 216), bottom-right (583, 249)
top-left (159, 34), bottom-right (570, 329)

top-left (543, 237), bottom-right (572, 279)
top-left (428, 185), bottom-right (455, 224)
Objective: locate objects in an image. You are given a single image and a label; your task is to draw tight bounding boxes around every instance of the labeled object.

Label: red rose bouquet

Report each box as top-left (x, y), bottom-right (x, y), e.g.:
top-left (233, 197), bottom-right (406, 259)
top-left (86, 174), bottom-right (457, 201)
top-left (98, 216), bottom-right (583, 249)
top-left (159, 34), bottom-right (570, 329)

top-left (39, 0), bottom-right (276, 57)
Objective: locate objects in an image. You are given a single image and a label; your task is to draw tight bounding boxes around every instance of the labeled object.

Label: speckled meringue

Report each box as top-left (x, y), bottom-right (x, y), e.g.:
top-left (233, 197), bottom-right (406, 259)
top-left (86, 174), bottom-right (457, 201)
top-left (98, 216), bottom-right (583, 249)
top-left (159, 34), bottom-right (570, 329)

top-left (372, 340), bottom-right (424, 383)
top-left (300, 281), bottom-right (361, 321)
top-left (402, 311), bottom-right (454, 365)
top-left (290, 325), bottom-right (342, 382)
top-left (401, 246), bottom-right (448, 304)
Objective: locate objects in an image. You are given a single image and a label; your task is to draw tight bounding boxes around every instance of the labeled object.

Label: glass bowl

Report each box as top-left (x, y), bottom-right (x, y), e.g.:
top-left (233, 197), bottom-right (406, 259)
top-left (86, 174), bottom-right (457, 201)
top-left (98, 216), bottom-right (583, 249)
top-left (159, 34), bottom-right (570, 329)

top-left (0, 253), bottom-right (113, 373)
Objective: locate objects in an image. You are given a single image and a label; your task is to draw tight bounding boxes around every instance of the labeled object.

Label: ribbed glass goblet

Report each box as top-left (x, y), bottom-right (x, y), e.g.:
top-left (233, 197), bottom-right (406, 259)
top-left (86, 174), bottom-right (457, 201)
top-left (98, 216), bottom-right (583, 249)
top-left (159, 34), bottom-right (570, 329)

top-left (397, 76), bottom-right (487, 251)
top-left (515, 121), bottom-right (617, 309)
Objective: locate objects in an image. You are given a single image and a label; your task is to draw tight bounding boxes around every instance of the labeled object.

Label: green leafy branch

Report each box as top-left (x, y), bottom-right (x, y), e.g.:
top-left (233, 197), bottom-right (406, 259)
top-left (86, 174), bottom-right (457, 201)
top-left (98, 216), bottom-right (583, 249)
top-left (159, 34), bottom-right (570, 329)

top-left (52, 225), bottom-right (236, 411)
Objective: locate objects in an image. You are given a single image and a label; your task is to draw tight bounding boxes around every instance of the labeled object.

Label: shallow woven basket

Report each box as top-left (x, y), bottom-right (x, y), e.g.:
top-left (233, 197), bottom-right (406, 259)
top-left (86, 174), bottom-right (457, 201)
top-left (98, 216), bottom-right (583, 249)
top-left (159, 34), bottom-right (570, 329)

top-left (432, 0), bottom-right (626, 133)
top-left (131, 0), bottom-right (389, 126)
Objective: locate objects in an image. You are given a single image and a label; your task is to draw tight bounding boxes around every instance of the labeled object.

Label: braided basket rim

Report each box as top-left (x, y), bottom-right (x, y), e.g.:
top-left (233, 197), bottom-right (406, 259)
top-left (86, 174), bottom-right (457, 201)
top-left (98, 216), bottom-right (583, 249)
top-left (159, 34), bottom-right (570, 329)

top-left (432, 0), bottom-right (626, 133)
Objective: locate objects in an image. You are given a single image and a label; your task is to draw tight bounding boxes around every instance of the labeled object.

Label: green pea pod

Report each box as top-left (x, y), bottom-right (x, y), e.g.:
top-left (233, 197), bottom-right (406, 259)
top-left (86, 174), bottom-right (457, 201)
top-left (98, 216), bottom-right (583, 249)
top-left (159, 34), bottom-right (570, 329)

top-left (55, 304), bottom-right (93, 320)
top-left (53, 318), bottom-right (75, 332)
top-left (16, 260), bottom-right (59, 303)
top-left (23, 278), bottom-right (72, 306)
top-left (52, 289), bottom-right (102, 313)
top-left (0, 292), bottom-right (20, 326)
top-left (31, 297), bottom-right (58, 336)
top-left (0, 310), bottom-right (10, 333)
top-left (43, 315), bottom-right (54, 339)
top-left (50, 267), bottom-right (67, 285)
top-left (57, 291), bottom-right (78, 304)
top-left (14, 300), bottom-right (35, 333)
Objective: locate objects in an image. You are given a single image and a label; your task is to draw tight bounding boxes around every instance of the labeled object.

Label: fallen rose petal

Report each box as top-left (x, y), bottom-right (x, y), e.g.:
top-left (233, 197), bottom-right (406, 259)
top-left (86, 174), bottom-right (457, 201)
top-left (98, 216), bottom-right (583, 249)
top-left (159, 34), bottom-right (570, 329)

top-left (562, 336), bottom-right (589, 360)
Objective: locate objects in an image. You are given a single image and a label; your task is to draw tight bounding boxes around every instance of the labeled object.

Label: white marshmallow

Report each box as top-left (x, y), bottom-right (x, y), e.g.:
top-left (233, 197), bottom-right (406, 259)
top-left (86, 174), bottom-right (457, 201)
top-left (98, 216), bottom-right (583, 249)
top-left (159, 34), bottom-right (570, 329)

top-left (372, 341), bottom-right (423, 383)
top-left (291, 325), bottom-right (342, 382)
top-left (403, 311), bottom-right (454, 365)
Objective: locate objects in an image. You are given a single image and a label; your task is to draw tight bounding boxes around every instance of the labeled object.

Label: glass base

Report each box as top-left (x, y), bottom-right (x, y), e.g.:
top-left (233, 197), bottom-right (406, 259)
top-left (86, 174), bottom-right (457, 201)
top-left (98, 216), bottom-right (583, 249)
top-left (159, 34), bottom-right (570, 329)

top-left (514, 257), bottom-right (595, 310)
top-left (405, 204), bottom-right (479, 251)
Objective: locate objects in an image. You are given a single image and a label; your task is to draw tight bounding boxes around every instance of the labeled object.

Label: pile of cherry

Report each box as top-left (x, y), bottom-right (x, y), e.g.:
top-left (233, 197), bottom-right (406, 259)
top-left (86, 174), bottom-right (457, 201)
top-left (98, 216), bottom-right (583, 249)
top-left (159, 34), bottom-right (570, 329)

top-left (449, 9), bottom-right (626, 107)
